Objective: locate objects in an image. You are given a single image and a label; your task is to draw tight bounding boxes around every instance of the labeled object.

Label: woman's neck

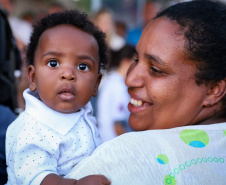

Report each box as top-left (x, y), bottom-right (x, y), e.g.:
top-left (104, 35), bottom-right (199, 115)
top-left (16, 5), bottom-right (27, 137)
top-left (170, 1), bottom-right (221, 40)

top-left (191, 103), bottom-right (226, 126)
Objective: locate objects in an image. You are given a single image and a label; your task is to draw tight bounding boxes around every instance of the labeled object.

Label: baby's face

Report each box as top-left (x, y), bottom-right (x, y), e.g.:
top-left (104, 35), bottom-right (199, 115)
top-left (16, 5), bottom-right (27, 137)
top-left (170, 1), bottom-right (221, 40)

top-left (28, 24), bottom-right (101, 113)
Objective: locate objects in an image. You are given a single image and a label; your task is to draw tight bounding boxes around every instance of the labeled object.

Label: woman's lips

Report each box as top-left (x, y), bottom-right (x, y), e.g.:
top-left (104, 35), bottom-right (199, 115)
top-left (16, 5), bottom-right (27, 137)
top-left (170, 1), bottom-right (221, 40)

top-left (58, 88), bottom-right (76, 101)
top-left (128, 97), bottom-right (152, 113)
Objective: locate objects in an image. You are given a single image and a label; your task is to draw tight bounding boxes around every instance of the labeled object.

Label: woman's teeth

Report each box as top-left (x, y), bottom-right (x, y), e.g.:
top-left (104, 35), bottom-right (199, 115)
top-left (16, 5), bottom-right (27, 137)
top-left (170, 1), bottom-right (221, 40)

top-left (130, 98), bottom-right (143, 107)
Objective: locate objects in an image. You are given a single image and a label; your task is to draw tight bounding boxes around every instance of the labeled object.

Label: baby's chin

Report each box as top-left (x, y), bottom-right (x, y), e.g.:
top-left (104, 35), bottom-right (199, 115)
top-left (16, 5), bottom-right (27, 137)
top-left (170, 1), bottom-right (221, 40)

top-left (41, 98), bottom-right (83, 114)
top-left (48, 105), bottom-right (81, 114)
top-left (55, 108), bottom-right (81, 114)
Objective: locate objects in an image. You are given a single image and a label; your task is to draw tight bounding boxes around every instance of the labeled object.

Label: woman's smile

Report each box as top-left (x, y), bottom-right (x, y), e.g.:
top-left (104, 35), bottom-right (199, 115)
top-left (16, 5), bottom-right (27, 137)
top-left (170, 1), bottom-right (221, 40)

top-left (130, 97), bottom-right (143, 107)
top-left (127, 93), bottom-right (153, 114)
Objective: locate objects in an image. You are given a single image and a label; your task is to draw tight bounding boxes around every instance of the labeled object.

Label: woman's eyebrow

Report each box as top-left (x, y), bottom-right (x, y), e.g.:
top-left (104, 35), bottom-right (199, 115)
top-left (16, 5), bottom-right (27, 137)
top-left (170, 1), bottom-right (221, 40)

top-left (134, 49), bottom-right (138, 56)
top-left (144, 52), bottom-right (167, 66)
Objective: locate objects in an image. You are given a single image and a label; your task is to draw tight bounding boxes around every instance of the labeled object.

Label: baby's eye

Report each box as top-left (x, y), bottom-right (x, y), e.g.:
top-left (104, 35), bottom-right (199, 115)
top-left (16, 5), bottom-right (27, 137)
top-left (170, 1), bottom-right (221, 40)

top-left (47, 59), bottom-right (60, 68)
top-left (77, 63), bottom-right (89, 71)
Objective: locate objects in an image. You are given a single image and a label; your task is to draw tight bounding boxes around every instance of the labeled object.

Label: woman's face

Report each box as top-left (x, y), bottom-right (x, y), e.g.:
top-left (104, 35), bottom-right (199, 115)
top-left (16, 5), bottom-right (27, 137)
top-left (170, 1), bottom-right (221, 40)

top-left (126, 17), bottom-right (209, 131)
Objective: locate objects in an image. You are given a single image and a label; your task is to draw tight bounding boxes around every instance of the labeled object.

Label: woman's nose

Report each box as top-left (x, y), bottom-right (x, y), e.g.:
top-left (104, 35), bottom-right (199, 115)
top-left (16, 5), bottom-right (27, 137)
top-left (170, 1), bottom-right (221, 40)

top-left (125, 62), bottom-right (145, 88)
top-left (60, 67), bottom-right (76, 81)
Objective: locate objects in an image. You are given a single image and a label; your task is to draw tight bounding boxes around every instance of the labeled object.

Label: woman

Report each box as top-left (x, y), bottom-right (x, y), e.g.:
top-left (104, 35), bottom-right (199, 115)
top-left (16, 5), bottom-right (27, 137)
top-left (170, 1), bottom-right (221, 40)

top-left (66, 1), bottom-right (226, 184)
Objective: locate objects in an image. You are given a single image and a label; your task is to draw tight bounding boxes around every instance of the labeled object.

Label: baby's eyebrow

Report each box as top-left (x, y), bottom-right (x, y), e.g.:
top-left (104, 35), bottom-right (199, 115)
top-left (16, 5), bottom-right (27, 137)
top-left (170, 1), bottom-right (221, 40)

top-left (41, 52), bottom-right (96, 64)
top-left (41, 51), bottom-right (63, 59)
top-left (77, 55), bottom-right (96, 65)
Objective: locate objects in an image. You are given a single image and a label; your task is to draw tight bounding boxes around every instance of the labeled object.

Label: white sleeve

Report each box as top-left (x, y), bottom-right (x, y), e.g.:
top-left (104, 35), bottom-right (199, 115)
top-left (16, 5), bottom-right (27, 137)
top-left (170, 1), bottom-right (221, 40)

top-left (6, 121), bottom-right (59, 185)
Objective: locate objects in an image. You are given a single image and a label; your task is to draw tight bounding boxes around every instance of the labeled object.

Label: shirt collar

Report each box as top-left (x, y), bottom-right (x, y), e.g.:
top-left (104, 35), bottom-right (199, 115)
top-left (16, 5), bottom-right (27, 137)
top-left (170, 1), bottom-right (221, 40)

top-left (23, 89), bottom-right (93, 135)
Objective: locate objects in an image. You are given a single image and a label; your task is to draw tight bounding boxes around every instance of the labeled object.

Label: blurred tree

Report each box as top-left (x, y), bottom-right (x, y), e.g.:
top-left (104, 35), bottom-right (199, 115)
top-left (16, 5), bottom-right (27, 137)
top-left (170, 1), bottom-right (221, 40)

top-left (71, 0), bottom-right (91, 14)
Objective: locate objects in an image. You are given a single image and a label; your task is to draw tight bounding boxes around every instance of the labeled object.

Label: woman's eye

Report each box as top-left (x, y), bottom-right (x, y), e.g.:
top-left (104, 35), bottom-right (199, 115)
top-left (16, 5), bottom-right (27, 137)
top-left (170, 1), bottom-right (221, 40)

top-left (47, 60), bottom-right (60, 68)
top-left (77, 63), bottom-right (89, 71)
top-left (133, 55), bottom-right (139, 63)
top-left (150, 67), bottom-right (163, 75)
top-left (134, 58), bottom-right (139, 63)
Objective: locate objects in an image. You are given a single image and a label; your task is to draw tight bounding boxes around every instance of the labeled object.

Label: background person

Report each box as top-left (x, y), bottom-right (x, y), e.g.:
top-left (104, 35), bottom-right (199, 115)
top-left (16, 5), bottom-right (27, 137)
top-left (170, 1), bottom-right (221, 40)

top-left (90, 7), bottom-right (125, 117)
top-left (0, 105), bottom-right (16, 184)
top-left (126, 0), bottom-right (161, 46)
top-left (97, 44), bottom-right (135, 142)
top-left (0, 3), bottom-right (19, 184)
top-left (66, 0), bottom-right (226, 184)
top-left (92, 8), bottom-right (125, 52)
top-left (0, 0), bottom-right (32, 113)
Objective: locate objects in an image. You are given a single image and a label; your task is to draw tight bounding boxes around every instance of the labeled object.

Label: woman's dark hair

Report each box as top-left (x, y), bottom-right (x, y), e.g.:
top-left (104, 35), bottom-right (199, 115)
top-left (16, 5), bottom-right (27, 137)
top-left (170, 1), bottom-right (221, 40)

top-left (155, 0), bottom-right (226, 116)
top-left (155, 0), bottom-right (226, 85)
top-left (26, 9), bottom-right (109, 71)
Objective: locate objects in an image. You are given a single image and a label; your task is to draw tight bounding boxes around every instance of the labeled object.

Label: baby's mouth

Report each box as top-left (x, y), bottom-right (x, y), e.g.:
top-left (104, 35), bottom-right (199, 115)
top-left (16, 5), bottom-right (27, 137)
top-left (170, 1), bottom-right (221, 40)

top-left (58, 88), bottom-right (76, 101)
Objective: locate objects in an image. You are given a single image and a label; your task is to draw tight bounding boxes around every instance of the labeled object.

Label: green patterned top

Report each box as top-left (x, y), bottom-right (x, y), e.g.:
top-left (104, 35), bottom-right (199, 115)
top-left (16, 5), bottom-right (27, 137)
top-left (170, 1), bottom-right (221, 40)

top-left (66, 122), bottom-right (226, 185)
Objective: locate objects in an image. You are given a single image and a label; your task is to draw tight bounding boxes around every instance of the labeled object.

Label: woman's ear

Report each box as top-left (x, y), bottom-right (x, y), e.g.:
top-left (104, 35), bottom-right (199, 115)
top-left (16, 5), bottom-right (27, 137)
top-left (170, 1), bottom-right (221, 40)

top-left (203, 79), bottom-right (226, 107)
top-left (28, 65), bottom-right (37, 92)
top-left (92, 73), bottom-right (102, 97)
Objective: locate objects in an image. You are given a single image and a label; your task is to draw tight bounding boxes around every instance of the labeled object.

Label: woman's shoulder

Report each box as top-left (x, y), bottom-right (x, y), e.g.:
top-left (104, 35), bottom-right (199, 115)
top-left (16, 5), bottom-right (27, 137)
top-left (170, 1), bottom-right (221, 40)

top-left (66, 126), bottom-right (226, 184)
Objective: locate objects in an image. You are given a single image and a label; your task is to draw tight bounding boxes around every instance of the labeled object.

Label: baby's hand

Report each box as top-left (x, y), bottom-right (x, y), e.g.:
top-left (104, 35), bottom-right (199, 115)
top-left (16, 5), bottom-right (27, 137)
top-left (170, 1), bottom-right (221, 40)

top-left (41, 173), bottom-right (110, 185)
top-left (76, 175), bottom-right (111, 185)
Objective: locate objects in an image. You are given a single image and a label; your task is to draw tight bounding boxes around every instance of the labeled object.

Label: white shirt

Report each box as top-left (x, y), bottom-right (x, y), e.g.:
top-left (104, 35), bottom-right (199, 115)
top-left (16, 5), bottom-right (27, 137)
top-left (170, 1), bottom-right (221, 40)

top-left (66, 123), bottom-right (226, 185)
top-left (109, 33), bottom-right (125, 51)
top-left (6, 89), bottom-right (101, 185)
top-left (97, 71), bottom-right (130, 142)
top-left (9, 17), bottom-right (32, 45)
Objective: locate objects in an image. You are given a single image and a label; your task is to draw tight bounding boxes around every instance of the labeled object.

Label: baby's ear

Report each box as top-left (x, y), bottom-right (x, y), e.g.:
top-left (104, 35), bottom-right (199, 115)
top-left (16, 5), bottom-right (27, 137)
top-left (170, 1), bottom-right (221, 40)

top-left (92, 73), bottom-right (102, 97)
top-left (28, 65), bottom-right (37, 92)
top-left (203, 79), bottom-right (226, 107)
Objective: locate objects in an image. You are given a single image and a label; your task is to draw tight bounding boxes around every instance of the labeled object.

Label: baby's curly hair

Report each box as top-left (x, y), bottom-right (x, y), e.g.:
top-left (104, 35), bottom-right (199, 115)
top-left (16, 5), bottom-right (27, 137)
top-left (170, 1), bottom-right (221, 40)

top-left (26, 9), bottom-right (109, 71)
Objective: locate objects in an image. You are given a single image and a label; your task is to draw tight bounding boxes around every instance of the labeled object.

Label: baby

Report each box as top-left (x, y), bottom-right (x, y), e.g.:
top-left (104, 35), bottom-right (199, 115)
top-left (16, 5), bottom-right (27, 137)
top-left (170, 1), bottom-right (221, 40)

top-left (6, 10), bottom-right (110, 185)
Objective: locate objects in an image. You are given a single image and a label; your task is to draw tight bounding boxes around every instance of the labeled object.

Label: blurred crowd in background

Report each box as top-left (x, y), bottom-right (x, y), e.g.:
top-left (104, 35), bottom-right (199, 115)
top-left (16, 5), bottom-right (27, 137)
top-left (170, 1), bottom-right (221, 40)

top-left (1, 0), bottom-right (222, 143)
